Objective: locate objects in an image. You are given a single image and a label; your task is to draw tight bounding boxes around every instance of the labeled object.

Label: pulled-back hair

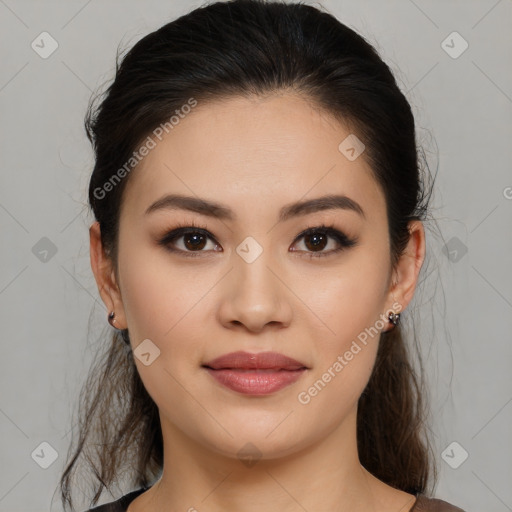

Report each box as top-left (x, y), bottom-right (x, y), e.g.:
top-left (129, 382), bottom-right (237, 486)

top-left (59, 1), bottom-right (438, 509)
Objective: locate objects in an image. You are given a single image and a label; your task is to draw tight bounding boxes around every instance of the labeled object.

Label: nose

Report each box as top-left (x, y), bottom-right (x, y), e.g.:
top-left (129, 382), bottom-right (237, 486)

top-left (217, 248), bottom-right (293, 333)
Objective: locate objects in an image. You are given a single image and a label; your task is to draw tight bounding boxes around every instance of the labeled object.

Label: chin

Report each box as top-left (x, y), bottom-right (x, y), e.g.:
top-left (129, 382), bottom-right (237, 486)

top-left (204, 434), bottom-right (309, 464)
top-left (190, 415), bottom-right (314, 462)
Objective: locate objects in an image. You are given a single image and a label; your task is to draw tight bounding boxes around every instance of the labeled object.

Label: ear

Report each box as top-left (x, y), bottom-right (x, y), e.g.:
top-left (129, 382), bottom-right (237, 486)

top-left (89, 221), bottom-right (127, 329)
top-left (386, 220), bottom-right (426, 315)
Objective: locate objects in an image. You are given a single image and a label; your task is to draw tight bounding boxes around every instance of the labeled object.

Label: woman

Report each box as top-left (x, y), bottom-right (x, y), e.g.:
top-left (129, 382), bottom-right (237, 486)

top-left (59, 0), bottom-right (466, 511)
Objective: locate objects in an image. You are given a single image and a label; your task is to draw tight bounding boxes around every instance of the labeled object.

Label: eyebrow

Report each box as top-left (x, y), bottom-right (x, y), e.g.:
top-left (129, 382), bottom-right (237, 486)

top-left (145, 193), bottom-right (365, 222)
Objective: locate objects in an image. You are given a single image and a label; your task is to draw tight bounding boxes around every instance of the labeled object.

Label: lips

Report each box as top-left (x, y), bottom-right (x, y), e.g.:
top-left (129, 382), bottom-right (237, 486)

top-left (203, 351), bottom-right (308, 395)
top-left (204, 351), bottom-right (307, 370)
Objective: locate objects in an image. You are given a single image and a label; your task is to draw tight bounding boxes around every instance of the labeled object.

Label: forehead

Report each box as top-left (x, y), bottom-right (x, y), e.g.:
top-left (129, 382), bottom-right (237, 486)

top-left (120, 93), bottom-right (385, 223)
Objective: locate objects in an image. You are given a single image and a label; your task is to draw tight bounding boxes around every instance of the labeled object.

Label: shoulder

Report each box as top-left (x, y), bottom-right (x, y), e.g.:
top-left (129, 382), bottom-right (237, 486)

top-left (82, 488), bottom-right (147, 512)
top-left (413, 494), bottom-right (467, 512)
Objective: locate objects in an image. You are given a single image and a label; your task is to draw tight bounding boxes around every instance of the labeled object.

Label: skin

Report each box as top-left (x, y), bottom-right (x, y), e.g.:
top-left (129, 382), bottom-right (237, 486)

top-left (90, 92), bottom-right (425, 512)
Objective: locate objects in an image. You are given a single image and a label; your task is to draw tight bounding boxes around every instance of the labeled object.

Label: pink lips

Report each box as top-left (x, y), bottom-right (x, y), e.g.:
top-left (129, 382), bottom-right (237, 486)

top-left (203, 351), bottom-right (308, 395)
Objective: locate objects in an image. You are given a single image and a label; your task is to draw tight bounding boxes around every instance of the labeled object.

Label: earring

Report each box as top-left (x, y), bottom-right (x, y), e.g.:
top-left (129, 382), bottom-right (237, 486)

top-left (388, 311), bottom-right (401, 326)
top-left (108, 311), bottom-right (130, 346)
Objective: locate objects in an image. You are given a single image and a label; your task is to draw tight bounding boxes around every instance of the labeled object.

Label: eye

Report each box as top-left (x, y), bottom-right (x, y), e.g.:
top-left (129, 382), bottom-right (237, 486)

top-left (157, 221), bottom-right (220, 258)
top-left (290, 224), bottom-right (358, 258)
top-left (157, 222), bottom-right (358, 258)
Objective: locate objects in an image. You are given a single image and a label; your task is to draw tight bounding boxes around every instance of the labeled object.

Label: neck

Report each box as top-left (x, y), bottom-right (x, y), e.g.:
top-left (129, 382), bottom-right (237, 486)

top-left (136, 407), bottom-right (407, 512)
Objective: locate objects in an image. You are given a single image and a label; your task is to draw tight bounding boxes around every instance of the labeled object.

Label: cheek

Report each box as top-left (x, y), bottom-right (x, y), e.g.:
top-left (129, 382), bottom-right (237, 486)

top-left (294, 344), bottom-right (377, 441)
top-left (118, 240), bottom-right (212, 342)
top-left (305, 250), bottom-right (390, 345)
top-left (117, 242), bottom-right (214, 389)
top-left (295, 253), bottom-right (389, 412)
top-left (117, 230), bottom-right (390, 446)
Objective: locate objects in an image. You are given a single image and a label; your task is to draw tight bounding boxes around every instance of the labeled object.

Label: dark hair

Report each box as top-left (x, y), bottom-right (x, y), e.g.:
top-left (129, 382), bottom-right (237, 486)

top-left (59, 0), bottom-right (438, 509)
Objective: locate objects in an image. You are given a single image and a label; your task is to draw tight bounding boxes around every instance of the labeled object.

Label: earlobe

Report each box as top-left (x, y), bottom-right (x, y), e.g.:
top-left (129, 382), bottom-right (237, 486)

top-left (89, 221), bottom-right (127, 329)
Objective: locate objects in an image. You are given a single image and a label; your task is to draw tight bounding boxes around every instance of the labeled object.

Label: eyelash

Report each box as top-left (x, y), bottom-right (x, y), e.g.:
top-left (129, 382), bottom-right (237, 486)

top-left (157, 220), bottom-right (358, 259)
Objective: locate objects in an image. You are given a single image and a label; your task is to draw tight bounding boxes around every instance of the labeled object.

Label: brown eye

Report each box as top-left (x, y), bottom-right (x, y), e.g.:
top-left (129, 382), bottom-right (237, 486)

top-left (158, 226), bottom-right (220, 257)
top-left (158, 223), bottom-right (357, 259)
top-left (182, 232), bottom-right (208, 251)
top-left (291, 225), bottom-right (358, 258)
top-left (303, 232), bottom-right (329, 252)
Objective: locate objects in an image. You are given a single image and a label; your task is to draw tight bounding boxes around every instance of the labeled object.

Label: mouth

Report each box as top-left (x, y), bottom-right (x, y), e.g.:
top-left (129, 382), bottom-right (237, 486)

top-left (202, 351), bottom-right (308, 395)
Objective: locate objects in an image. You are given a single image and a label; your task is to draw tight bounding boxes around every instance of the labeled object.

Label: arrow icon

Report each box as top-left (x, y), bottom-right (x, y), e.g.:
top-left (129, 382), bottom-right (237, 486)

top-left (441, 441), bottom-right (468, 469)
top-left (31, 441), bottom-right (59, 468)
top-left (236, 237), bottom-right (263, 263)
top-left (134, 339), bottom-right (161, 366)
top-left (338, 134), bottom-right (365, 161)
top-left (449, 249), bottom-right (458, 261)
top-left (31, 31), bottom-right (59, 59)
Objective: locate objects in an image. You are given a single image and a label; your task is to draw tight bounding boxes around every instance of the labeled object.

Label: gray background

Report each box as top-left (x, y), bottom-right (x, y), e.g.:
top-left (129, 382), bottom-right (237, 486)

top-left (1, 1), bottom-right (511, 511)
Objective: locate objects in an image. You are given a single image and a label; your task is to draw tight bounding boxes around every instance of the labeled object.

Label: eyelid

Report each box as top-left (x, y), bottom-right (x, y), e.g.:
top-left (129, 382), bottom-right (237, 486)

top-left (291, 224), bottom-right (358, 258)
top-left (157, 222), bottom-right (219, 258)
top-left (157, 221), bottom-right (358, 258)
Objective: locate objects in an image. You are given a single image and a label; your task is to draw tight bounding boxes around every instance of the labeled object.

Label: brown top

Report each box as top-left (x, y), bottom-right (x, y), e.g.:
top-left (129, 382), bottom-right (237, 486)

top-left (85, 488), bottom-right (467, 511)
top-left (411, 495), bottom-right (466, 511)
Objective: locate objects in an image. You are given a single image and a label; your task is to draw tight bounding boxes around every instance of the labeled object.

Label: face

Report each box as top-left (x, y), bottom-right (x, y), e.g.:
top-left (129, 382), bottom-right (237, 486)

top-left (91, 92), bottom-right (422, 462)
